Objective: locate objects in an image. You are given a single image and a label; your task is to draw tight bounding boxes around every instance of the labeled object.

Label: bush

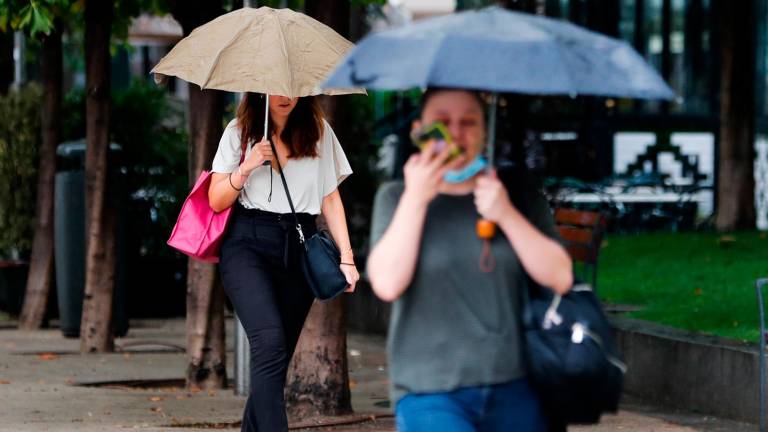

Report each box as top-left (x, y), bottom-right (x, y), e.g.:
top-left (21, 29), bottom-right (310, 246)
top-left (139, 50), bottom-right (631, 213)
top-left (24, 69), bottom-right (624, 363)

top-left (62, 80), bottom-right (188, 258)
top-left (337, 94), bottom-right (384, 257)
top-left (0, 85), bottom-right (42, 259)
top-left (62, 80), bottom-right (189, 317)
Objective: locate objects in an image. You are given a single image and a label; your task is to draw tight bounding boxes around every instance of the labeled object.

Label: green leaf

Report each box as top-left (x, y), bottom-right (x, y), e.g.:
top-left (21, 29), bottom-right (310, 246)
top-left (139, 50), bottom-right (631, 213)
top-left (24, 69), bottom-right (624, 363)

top-left (16, 4), bottom-right (33, 29)
top-left (29, 6), bottom-right (54, 36)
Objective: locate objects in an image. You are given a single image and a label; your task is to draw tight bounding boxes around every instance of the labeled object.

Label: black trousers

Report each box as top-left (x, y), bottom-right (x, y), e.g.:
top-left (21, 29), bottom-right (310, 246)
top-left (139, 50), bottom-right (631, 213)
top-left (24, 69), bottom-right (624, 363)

top-left (219, 205), bottom-right (317, 432)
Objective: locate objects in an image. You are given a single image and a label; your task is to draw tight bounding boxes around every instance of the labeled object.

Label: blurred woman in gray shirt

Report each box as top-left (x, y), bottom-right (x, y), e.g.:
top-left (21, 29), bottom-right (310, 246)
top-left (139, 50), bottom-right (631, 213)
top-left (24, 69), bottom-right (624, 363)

top-left (367, 88), bottom-right (572, 432)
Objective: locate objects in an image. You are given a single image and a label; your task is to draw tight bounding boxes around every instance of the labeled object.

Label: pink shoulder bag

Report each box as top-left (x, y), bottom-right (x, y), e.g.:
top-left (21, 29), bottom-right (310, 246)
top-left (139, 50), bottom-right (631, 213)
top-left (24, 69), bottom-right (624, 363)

top-left (167, 142), bottom-right (247, 263)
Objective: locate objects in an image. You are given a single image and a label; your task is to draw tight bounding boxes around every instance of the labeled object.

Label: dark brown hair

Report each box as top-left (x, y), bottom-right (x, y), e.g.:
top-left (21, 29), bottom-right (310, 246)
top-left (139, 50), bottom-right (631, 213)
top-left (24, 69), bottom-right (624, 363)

top-left (236, 93), bottom-right (324, 158)
top-left (418, 87), bottom-right (485, 116)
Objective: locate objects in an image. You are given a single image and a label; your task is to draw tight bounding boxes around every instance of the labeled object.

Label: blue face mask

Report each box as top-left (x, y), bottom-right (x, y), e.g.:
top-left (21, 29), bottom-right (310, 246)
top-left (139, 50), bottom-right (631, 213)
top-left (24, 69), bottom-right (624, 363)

top-left (443, 155), bottom-right (488, 184)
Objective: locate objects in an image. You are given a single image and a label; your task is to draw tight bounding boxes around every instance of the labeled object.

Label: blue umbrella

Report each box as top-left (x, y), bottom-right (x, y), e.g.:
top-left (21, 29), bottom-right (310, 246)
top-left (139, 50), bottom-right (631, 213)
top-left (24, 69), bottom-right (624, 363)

top-left (323, 6), bottom-right (675, 100)
top-left (324, 6), bottom-right (676, 261)
top-left (324, 6), bottom-right (675, 168)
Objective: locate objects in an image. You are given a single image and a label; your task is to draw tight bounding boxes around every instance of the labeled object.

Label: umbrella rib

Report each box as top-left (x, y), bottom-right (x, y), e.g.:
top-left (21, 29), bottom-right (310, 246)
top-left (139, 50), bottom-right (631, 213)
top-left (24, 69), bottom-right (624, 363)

top-left (273, 12), bottom-right (295, 97)
top-left (200, 21), bottom-right (252, 89)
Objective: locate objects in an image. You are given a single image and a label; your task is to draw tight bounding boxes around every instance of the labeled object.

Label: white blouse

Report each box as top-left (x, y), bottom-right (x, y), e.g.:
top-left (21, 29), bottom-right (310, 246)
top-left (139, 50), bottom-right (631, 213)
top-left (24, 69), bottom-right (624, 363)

top-left (211, 118), bottom-right (352, 215)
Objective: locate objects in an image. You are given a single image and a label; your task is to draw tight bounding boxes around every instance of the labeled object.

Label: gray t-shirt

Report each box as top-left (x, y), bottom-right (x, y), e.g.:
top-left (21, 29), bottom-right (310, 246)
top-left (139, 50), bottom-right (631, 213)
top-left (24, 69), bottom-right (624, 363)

top-left (369, 179), bottom-right (559, 405)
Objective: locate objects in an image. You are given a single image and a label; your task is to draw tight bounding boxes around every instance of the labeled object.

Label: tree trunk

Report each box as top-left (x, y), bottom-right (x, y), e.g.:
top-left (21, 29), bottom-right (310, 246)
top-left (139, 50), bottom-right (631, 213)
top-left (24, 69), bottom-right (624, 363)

top-left (167, 0), bottom-right (227, 390)
top-left (286, 0), bottom-right (353, 418)
top-left (0, 31), bottom-right (13, 95)
top-left (184, 85), bottom-right (226, 390)
top-left (286, 300), bottom-right (351, 418)
top-left (18, 29), bottom-right (62, 330)
top-left (715, 0), bottom-right (756, 231)
top-left (498, 0), bottom-right (539, 13)
top-left (80, 0), bottom-right (115, 353)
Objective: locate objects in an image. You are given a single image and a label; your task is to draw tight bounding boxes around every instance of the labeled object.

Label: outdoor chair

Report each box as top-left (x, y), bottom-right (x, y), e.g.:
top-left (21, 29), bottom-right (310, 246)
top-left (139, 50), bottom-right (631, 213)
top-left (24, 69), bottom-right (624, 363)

top-left (554, 207), bottom-right (608, 291)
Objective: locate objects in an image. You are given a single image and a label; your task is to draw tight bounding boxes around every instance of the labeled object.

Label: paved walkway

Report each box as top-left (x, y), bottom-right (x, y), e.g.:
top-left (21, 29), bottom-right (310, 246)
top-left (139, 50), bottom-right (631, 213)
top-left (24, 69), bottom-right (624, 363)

top-left (0, 317), bottom-right (757, 431)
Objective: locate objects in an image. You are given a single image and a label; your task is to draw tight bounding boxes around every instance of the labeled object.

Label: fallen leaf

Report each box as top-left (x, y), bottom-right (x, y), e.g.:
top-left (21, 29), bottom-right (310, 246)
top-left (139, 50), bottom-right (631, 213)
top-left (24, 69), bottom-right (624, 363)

top-left (175, 395), bottom-right (186, 400)
top-left (123, 353), bottom-right (132, 360)
top-left (348, 379), bottom-right (357, 390)
top-left (694, 287), bottom-right (703, 296)
top-left (149, 396), bottom-right (164, 402)
top-left (208, 390), bottom-right (217, 396)
top-left (0, 380), bottom-right (10, 384)
top-left (150, 407), bottom-right (163, 413)
top-left (37, 353), bottom-right (58, 361)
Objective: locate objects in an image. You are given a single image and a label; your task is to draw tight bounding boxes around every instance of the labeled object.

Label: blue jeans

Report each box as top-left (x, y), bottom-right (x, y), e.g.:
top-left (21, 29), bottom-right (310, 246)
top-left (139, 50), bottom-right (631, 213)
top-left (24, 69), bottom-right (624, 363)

top-left (395, 379), bottom-right (548, 432)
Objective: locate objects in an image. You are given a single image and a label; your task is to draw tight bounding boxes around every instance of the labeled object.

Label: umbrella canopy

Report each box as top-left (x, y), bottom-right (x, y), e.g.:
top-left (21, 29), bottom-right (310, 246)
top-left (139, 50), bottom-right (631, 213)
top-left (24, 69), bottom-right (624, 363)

top-left (152, 7), bottom-right (365, 98)
top-left (323, 6), bottom-right (675, 100)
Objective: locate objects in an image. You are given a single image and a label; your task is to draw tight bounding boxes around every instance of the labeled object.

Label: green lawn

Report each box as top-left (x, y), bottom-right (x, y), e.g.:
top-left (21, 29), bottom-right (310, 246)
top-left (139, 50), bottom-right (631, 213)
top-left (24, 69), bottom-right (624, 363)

top-left (597, 231), bottom-right (768, 342)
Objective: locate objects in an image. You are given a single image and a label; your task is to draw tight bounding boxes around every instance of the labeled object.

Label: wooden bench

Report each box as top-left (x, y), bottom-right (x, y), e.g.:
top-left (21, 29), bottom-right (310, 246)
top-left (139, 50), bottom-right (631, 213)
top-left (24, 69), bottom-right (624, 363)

top-left (554, 208), bottom-right (608, 290)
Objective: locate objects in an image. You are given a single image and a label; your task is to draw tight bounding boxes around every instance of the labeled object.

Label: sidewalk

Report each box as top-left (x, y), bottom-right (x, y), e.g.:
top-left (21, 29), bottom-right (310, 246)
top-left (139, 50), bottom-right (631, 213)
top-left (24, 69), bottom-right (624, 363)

top-left (0, 317), bottom-right (757, 431)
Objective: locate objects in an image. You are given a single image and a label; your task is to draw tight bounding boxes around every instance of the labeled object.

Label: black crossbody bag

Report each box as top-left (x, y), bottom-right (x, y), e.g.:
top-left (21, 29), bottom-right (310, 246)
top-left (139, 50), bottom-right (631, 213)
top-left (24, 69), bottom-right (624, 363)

top-left (270, 140), bottom-right (349, 302)
top-left (501, 169), bottom-right (625, 425)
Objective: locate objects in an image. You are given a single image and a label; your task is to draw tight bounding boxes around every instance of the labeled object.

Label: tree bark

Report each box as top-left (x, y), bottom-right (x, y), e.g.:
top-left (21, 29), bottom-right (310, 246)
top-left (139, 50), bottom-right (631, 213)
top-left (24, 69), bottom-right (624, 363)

top-left (286, 0), bottom-right (353, 418)
top-left (0, 31), bottom-right (13, 95)
top-left (184, 85), bottom-right (226, 390)
top-left (498, 0), bottom-right (539, 13)
top-left (286, 300), bottom-right (351, 418)
top-left (167, 0), bottom-right (227, 390)
top-left (18, 29), bottom-right (62, 330)
top-left (715, 0), bottom-right (756, 231)
top-left (80, 0), bottom-right (115, 353)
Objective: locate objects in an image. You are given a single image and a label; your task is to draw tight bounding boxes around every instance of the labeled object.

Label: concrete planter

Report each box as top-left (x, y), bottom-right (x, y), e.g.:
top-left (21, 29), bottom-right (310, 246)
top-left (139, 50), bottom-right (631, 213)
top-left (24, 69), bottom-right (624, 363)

top-left (613, 317), bottom-right (761, 424)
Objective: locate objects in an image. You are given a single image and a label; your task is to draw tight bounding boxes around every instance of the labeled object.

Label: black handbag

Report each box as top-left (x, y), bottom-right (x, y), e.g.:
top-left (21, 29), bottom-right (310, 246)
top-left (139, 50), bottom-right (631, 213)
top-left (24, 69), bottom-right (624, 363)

top-left (270, 141), bottom-right (349, 302)
top-left (521, 280), bottom-right (626, 424)
top-left (498, 167), bottom-right (624, 424)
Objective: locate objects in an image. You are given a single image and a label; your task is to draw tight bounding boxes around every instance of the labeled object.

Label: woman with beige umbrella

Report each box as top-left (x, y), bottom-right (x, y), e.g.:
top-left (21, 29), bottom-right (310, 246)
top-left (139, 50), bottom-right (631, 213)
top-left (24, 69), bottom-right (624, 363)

top-left (153, 7), bottom-right (364, 431)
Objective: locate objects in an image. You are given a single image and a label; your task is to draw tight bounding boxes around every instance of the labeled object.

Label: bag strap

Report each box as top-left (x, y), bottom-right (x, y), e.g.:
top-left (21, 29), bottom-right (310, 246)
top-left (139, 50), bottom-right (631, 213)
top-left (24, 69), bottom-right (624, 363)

top-left (269, 138), bottom-right (306, 245)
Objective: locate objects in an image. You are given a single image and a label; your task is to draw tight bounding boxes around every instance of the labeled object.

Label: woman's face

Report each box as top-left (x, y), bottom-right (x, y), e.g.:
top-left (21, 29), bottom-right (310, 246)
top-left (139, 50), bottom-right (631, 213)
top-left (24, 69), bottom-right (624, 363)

top-left (413, 90), bottom-right (486, 166)
top-left (268, 95), bottom-right (299, 118)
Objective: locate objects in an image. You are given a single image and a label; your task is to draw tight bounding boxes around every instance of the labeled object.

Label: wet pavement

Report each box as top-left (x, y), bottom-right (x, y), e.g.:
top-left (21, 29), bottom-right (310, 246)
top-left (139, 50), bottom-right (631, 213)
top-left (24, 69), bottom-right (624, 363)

top-left (0, 317), bottom-right (757, 431)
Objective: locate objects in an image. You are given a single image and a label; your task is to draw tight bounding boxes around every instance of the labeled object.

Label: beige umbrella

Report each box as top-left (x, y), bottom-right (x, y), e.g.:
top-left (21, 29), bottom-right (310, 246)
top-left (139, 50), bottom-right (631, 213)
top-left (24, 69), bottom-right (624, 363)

top-left (152, 6), bottom-right (364, 98)
top-left (152, 7), bottom-right (365, 137)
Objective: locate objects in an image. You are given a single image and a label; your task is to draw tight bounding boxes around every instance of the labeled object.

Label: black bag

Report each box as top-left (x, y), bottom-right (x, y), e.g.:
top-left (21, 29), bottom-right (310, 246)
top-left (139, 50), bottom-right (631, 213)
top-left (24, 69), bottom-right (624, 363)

top-left (521, 281), bottom-right (626, 424)
top-left (498, 168), bottom-right (624, 424)
top-left (299, 228), bottom-right (349, 301)
top-left (271, 141), bottom-right (349, 302)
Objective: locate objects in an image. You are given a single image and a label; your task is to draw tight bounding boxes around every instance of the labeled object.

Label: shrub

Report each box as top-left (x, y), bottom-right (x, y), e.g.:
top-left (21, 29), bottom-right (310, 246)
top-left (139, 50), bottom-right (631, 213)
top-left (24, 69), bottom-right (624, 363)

top-left (0, 85), bottom-right (42, 259)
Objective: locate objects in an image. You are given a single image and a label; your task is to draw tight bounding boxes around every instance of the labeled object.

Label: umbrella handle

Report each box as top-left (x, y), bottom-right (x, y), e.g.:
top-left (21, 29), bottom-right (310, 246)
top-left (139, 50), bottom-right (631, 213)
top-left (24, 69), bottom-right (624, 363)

top-left (477, 219), bottom-right (496, 239)
top-left (263, 93), bottom-right (271, 166)
top-left (477, 219), bottom-right (496, 272)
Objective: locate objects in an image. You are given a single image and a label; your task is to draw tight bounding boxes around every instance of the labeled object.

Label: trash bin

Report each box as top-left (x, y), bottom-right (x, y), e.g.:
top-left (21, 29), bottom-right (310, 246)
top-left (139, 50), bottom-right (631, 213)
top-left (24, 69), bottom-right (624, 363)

top-left (54, 140), bottom-right (128, 338)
